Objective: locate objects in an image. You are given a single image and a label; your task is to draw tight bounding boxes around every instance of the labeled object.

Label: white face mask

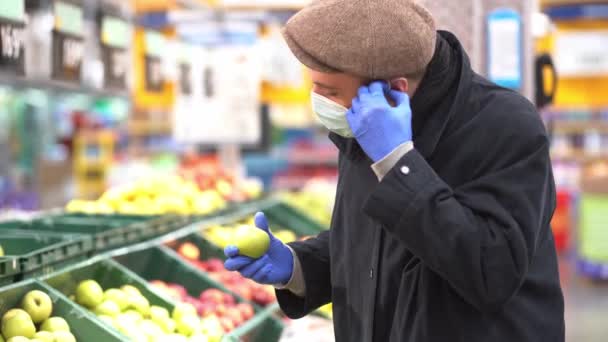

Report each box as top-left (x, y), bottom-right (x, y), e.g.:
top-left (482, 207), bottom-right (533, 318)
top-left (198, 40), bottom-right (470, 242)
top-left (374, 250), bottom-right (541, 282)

top-left (311, 91), bottom-right (354, 138)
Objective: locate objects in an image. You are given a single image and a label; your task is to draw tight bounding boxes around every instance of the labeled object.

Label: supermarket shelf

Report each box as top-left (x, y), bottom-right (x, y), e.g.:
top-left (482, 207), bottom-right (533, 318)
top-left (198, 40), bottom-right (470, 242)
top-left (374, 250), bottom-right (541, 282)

top-left (550, 121), bottom-right (608, 134)
top-left (127, 120), bottom-right (173, 136)
top-left (0, 71), bottom-right (129, 99)
top-left (552, 150), bottom-right (608, 163)
top-left (176, 0), bottom-right (306, 11)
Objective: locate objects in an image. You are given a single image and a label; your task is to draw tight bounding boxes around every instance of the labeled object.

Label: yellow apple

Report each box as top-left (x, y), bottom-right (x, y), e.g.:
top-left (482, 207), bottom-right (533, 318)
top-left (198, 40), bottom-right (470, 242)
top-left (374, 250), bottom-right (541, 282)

top-left (232, 225), bottom-right (270, 258)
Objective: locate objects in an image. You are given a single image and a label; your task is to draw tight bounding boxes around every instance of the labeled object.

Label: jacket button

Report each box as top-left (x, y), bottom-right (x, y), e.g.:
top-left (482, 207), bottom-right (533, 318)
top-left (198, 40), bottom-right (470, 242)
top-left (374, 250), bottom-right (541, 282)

top-left (369, 268), bottom-right (374, 279)
top-left (400, 166), bottom-right (410, 175)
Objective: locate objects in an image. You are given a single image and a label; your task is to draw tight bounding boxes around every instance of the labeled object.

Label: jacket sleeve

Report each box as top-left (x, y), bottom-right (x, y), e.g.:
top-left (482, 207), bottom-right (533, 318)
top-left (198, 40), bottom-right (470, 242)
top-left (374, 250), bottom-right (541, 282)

top-left (363, 118), bottom-right (555, 314)
top-left (276, 230), bottom-right (332, 318)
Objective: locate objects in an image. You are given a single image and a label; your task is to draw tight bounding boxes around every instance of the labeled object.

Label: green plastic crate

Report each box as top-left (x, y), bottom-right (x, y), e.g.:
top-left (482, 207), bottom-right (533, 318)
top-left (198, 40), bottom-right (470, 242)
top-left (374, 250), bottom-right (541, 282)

top-left (0, 280), bottom-right (124, 341)
top-left (42, 257), bottom-right (177, 340)
top-left (113, 246), bottom-right (284, 342)
top-left (0, 257), bottom-right (19, 286)
top-left (0, 230), bottom-right (93, 281)
top-left (13, 214), bottom-right (190, 253)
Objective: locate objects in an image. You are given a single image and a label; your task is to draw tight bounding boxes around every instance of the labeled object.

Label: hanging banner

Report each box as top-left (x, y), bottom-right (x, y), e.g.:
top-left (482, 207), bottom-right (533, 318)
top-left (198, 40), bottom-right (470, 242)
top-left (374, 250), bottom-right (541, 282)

top-left (52, 1), bottom-right (84, 81)
top-left (100, 15), bottom-right (131, 89)
top-left (487, 9), bottom-right (522, 90)
top-left (144, 30), bottom-right (165, 92)
top-left (0, 0), bottom-right (25, 74)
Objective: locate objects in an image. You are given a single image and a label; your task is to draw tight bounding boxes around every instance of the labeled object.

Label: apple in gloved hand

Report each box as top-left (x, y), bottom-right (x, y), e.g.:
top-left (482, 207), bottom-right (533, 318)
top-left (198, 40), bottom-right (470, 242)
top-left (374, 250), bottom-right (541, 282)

top-left (21, 290), bottom-right (53, 323)
top-left (224, 212), bottom-right (294, 286)
top-left (1, 308), bottom-right (36, 339)
top-left (231, 225), bottom-right (270, 259)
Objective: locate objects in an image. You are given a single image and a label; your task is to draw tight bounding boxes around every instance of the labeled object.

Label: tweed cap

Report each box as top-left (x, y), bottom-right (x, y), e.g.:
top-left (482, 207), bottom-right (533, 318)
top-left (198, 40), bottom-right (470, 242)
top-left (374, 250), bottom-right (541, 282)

top-left (282, 0), bottom-right (437, 79)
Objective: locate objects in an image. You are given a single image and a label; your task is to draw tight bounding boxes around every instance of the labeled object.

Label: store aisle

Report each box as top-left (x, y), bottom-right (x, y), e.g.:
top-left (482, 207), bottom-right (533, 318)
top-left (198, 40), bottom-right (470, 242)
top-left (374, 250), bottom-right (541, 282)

top-left (562, 257), bottom-right (608, 341)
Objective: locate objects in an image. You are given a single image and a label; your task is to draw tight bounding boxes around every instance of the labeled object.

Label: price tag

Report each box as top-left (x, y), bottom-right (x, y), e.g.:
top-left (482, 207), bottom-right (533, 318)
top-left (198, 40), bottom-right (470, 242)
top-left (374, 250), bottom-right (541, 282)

top-left (179, 63), bottom-right (192, 95)
top-left (0, 0), bottom-right (25, 73)
top-left (52, 32), bottom-right (84, 81)
top-left (100, 16), bottom-right (131, 89)
top-left (52, 1), bottom-right (84, 81)
top-left (555, 31), bottom-right (608, 77)
top-left (54, 1), bottom-right (83, 37)
top-left (487, 9), bottom-right (522, 89)
top-left (144, 30), bottom-right (165, 92)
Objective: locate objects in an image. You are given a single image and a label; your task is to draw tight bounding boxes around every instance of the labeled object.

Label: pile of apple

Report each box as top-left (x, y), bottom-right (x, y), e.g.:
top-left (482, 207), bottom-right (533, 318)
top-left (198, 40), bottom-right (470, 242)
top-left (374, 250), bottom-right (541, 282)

top-left (65, 175), bottom-right (226, 216)
top-left (178, 163), bottom-right (263, 203)
top-left (175, 243), bottom-right (276, 307)
top-left (71, 279), bottom-right (222, 342)
top-left (149, 281), bottom-right (254, 334)
top-left (1, 289), bottom-right (77, 342)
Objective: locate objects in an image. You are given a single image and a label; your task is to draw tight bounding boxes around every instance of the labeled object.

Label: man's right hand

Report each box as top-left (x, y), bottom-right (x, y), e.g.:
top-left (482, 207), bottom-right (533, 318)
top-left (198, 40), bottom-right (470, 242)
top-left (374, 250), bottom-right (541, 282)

top-left (224, 212), bottom-right (294, 285)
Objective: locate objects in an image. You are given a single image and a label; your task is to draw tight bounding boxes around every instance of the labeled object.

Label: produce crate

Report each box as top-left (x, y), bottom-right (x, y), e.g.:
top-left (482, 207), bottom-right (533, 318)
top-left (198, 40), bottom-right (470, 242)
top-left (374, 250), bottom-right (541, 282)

top-left (0, 280), bottom-right (124, 341)
top-left (0, 257), bottom-right (19, 286)
top-left (114, 246), bottom-right (284, 342)
top-left (10, 214), bottom-right (190, 253)
top-left (42, 257), bottom-right (177, 340)
top-left (0, 230), bottom-right (92, 281)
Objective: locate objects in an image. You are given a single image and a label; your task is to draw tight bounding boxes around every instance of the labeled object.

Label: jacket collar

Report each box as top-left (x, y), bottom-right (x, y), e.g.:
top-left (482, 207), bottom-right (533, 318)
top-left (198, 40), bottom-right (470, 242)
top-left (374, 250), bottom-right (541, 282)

top-left (330, 31), bottom-right (472, 162)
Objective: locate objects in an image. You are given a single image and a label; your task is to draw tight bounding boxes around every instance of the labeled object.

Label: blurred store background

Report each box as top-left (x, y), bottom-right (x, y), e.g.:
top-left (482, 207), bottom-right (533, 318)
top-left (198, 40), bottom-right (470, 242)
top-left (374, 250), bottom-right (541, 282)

top-left (0, 0), bottom-right (606, 341)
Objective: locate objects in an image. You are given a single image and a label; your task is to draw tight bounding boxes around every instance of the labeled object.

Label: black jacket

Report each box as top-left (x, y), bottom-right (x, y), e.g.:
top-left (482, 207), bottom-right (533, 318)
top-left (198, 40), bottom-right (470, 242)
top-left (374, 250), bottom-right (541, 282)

top-left (276, 31), bottom-right (565, 342)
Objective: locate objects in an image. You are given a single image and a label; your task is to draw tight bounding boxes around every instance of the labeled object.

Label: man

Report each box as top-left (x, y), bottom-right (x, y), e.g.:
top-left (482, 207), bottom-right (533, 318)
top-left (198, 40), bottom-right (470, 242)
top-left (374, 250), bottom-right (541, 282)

top-left (224, 0), bottom-right (565, 341)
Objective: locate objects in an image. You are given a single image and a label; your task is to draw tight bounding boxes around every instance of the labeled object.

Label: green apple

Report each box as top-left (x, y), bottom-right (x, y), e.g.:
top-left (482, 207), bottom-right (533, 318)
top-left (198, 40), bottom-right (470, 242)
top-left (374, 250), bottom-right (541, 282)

top-left (117, 310), bottom-right (143, 324)
top-left (156, 317), bottom-right (176, 334)
top-left (0, 335), bottom-right (4, 342)
top-left (75, 280), bottom-right (104, 308)
top-left (1, 308), bottom-right (36, 339)
top-left (33, 331), bottom-right (54, 342)
top-left (93, 300), bottom-right (120, 317)
top-left (21, 290), bottom-right (53, 324)
top-left (150, 305), bottom-right (170, 323)
top-left (233, 225), bottom-right (270, 258)
top-left (172, 303), bottom-right (197, 321)
top-left (200, 317), bottom-right (223, 342)
top-left (120, 285), bottom-right (141, 297)
top-left (0, 244), bottom-right (4, 256)
top-left (189, 334), bottom-right (209, 342)
top-left (103, 289), bottom-right (128, 311)
top-left (139, 319), bottom-right (163, 339)
top-left (53, 331), bottom-right (76, 342)
top-left (127, 295), bottom-right (150, 317)
top-left (7, 337), bottom-right (30, 342)
top-left (175, 315), bottom-right (200, 337)
top-left (40, 316), bottom-right (70, 332)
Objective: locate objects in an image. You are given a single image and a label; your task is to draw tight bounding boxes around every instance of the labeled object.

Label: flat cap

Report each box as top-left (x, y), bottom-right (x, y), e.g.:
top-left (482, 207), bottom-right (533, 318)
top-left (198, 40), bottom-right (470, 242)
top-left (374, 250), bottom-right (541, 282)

top-left (282, 0), bottom-right (437, 79)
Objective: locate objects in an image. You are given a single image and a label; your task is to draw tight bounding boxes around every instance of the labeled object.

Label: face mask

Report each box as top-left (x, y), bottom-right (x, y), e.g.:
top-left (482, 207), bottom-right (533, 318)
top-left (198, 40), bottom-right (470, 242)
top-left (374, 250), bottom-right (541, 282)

top-left (311, 91), bottom-right (354, 138)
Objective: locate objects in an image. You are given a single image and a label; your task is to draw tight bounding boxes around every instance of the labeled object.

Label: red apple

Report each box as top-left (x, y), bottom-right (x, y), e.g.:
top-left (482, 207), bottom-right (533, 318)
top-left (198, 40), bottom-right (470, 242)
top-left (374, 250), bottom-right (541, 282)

top-left (200, 289), bottom-right (224, 304)
top-left (219, 317), bottom-right (235, 333)
top-left (199, 303), bottom-right (216, 317)
top-left (150, 280), bottom-right (167, 288)
top-left (236, 303), bottom-right (255, 321)
top-left (222, 293), bottom-right (235, 306)
top-left (178, 242), bottom-right (200, 261)
top-left (168, 284), bottom-right (187, 299)
top-left (206, 259), bottom-right (224, 272)
top-left (228, 285), bottom-right (252, 301)
top-left (225, 307), bottom-right (244, 326)
top-left (214, 304), bottom-right (227, 317)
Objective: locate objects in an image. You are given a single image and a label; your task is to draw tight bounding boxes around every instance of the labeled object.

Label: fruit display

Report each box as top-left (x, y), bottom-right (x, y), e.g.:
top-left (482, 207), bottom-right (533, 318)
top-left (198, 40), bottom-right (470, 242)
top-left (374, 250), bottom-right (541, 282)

top-left (174, 242), bottom-right (276, 307)
top-left (65, 175), bottom-right (226, 216)
top-left (1, 290), bottom-right (77, 342)
top-left (149, 280), bottom-right (255, 336)
top-left (69, 279), bottom-right (225, 341)
top-left (281, 189), bottom-right (334, 228)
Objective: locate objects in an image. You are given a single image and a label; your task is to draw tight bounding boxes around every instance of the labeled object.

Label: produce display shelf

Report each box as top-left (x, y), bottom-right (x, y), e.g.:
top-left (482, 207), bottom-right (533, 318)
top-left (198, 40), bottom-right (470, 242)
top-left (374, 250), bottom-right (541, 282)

top-left (0, 229), bottom-right (93, 281)
top-left (41, 257), bottom-right (178, 340)
top-left (14, 213), bottom-right (192, 254)
top-left (0, 279), bottom-right (125, 341)
top-left (244, 197), bottom-right (327, 236)
top-left (114, 246), bottom-right (284, 341)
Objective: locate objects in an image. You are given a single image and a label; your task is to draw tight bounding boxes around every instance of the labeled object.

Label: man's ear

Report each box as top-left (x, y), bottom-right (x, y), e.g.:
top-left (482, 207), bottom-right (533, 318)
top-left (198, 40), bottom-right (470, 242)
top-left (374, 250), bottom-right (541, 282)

top-left (389, 78), bottom-right (409, 93)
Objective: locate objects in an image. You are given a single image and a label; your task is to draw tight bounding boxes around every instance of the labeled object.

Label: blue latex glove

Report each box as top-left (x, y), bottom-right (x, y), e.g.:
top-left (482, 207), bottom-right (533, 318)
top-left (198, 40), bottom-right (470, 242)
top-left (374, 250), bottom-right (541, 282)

top-left (347, 81), bottom-right (413, 162)
top-left (224, 212), bottom-right (294, 285)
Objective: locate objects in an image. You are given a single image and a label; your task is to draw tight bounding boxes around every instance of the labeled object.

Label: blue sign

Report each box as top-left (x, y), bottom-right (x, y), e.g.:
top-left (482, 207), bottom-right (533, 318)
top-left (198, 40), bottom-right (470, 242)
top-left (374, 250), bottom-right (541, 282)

top-left (487, 9), bottom-right (523, 90)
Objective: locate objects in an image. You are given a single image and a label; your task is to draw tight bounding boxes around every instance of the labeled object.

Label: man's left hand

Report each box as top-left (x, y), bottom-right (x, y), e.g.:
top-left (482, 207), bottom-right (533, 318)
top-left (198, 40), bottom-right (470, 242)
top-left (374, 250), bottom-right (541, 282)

top-left (347, 81), bottom-right (413, 162)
